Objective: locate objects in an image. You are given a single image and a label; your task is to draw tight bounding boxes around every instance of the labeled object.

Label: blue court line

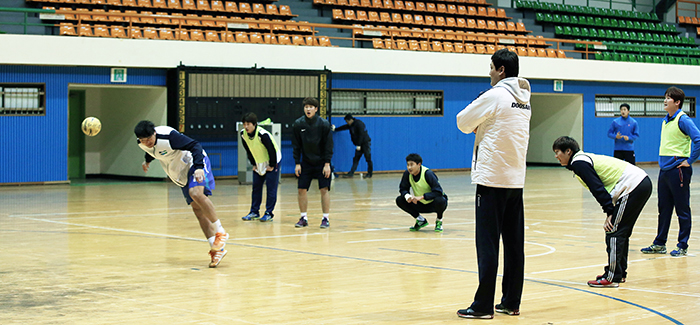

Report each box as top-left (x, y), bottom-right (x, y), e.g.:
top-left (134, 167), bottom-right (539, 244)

top-left (229, 241), bottom-right (684, 324)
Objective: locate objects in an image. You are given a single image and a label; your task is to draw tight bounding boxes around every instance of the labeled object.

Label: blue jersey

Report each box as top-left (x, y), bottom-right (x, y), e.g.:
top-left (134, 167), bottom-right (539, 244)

top-left (607, 116), bottom-right (639, 151)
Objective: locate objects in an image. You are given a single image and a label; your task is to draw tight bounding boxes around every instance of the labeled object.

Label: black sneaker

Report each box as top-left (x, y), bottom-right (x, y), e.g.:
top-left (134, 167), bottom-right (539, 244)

top-left (596, 274), bottom-right (626, 283)
top-left (495, 303), bottom-right (520, 316)
top-left (457, 308), bottom-right (493, 319)
top-left (295, 217), bottom-right (308, 228)
top-left (409, 219), bottom-right (429, 231)
top-left (365, 174), bottom-right (372, 178)
top-left (320, 218), bottom-right (329, 228)
top-left (341, 173), bottom-right (354, 178)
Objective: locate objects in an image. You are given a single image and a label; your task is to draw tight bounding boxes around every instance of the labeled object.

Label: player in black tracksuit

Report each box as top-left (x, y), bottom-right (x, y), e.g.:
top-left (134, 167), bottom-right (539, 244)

top-left (335, 114), bottom-right (373, 178)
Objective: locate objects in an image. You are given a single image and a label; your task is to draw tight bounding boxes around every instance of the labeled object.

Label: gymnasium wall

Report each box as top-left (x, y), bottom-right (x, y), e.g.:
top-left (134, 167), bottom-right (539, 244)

top-left (0, 65), bottom-right (166, 183)
top-left (3, 35), bottom-right (700, 183)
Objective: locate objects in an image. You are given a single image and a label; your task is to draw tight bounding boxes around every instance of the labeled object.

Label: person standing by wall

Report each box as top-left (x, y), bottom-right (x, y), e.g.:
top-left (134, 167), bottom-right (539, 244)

top-left (335, 114), bottom-right (373, 178)
top-left (240, 112), bottom-right (281, 222)
top-left (607, 103), bottom-right (639, 165)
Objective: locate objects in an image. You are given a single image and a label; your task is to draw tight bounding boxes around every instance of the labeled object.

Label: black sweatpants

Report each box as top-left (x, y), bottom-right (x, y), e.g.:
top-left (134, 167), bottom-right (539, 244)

top-left (614, 150), bottom-right (636, 165)
top-left (602, 176), bottom-right (652, 282)
top-left (470, 185), bottom-right (524, 314)
top-left (348, 141), bottom-right (373, 176)
top-left (395, 195), bottom-right (447, 219)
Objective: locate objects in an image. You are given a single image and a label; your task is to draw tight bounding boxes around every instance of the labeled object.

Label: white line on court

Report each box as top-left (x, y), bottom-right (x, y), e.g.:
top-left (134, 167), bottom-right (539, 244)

top-left (347, 238), bottom-right (557, 258)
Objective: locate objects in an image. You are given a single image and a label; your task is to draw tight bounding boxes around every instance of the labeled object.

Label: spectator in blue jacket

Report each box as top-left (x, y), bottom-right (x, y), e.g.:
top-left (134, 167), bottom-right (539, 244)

top-left (607, 103), bottom-right (639, 165)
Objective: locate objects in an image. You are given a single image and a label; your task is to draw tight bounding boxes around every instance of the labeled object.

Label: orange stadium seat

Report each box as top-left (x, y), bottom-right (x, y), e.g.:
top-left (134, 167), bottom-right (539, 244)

top-left (128, 26), bottom-right (142, 38)
top-left (225, 1), bottom-right (237, 12)
top-left (419, 40), bottom-right (429, 50)
top-left (477, 19), bottom-right (486, 29)
top-left (360, 0), bottom-right (371, 7)
top-left (478, 7), bottom-right (486, 16)
top-left (155, 12), bottom-right (170, 24)
top-left (371, 0), bottom-right (382, 8)
top-left (182, 0), bottom-right (196, 10)
top-left (318, 36), bottom-right (332, 46)
top-left (337, 0), bottom-right (349, 5)
top-left (556, 50), bottom-right (566, 58)
top-left (467, 19), bottom-right (476, 28)
top-left (170, 12), bottom-right (184, 24)
top-left (346, 10), bottom-right (356, 20)
top-left (426, 2), bottom-right (436, 11)
top-left (405, 1), bottom-right (414, 10)
top-left (443, 41), bottom-right (454, 52)
top-left (305, 35), bottom-right (318, 46)
top-left (93, 24), bottom-right (110, 37)
top-left (107, 0), bottom-right (122, 5)
top-left (143, 26), bottom-right (158, 39)
top-left (190, 29), bottom-right (205, 41)
top-left (205, 30), bottom-right (220, 41)
top-left (185, 13), bottom-right (200, 25)
top-left (408, 39), bottom-right (419, 50)
top-left (349, 0), bottom-right (360, 6)
top-left (497, 8), bottom-right (506, 18)
top-left (59, 23), bottom-right (77, 36)
top-left (357, 10), bottom-right (368, 20)
top-left (279, 5), bottom-right (293, 15)
top-left (506, 21), bottom-right (515, 31)
top-left (278, 34), bottom-right (292, 45)
top-left (468, 6), bottom-right (476, 16)
top-left (292, 35), bottom-right (305, 45)
top-left (214, 15), bottom-right (227, 27)
top-left (380, 12), bottom-right (390, 22)
top-left (475, 43), bottom-right (486, 53)
top-left (111, 25), bottom-right (127, 38)
top-left (253, 3), bottom-right (265, 14)
top-left (424, 15), bottom-right (434, 25)
top-left (437, 3), bottom-right (446, 13)
top-left (122, 0), bottom-right (137, 6)
top-left (416, 2), bottom-right (426, 11)
top-left (78, 24), bottom-right (93, 36)
top-left (447, 4), bottom-right (456, 14)
top-left (487, 7), bottom-right (496, 17)
top-left (458, 5), bottom-right (467, 15)
top-left (392, 12), bottom-right (402, 23)
top-left (497, 21), bottom-right (505, 31)
top-left (152, 0), bottom-right (166, 8)
top-left (435, 16), bottom-right (445, 26)
top-left (168, 0), bottom-right (181, 9)
top-left (159, 27), bottom-right (175, 40)
top-left (403, 13), bottom-right (413, 24)
top-left (516, 22), bottom-right (526, 32)
top-left (414, 15), bottom-right (424, 24)
top-left (107, 10), bottom-right (124, 22)
top-left (177, 29), bottom-right (189, 40)
top-left (464, 43), bottom-right (475, 53)
top-left (239, 2), bottom-right (251, 13)
top-left (454, 42), bottom-right (464, 53)
top-left (384, 39), bottom-right (395, 49)
top-left (91, 9), bottom-right (108, 21)
top-left (487, 20), bottom-right (496, 30)
top-left (486, 44), bottom-right (495, 54)
top-left (137, 0), bottom-right (152, 7)
top-left (266, 4), bottom-right (279, 15)
top-left (546, 49), bottom-right (556, 58)
top-left (368, 11), bottom-right (379, 22)
top-left (528, 47), bottom-right (537, 56)
top-left (263, 34), bottom-right (277, 44)
top-left (221, 30), bottom-right (234, 42)
top-left (201, 15), bottom-right (215, 27)
top-left (333, 9), bottom-right (343, 19)
top-left (197, 0), bottom-right (211, 10)
top-left (235, 31), bottom-right (249, 42)
top-left (249, 32), bottom-right (263, 43)
top-left (140, 11), bottom-right (156, 24)
top-left (383, 0), bottom-right (393, 9)
top-left (211, 0), bottom-right (224, 11)
top-left (394, 0), bottom-right (404, 10)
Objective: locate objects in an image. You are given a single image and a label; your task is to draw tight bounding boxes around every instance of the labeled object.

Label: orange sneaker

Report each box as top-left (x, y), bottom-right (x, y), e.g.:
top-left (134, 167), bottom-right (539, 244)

top-left (209, 249), bottom-right (227, 268)
top-left (211, 232), bottom-right (229, 252)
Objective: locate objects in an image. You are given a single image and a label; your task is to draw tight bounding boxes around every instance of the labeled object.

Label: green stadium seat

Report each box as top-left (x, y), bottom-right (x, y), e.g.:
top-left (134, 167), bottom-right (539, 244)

top-left (645, 55), bottom-right (654, 62)
top-left (545, 13), bottom-right (553, 22)
top-left (536, 13), bottom-right (545, 22)
top-left (553, 14), bottom-right (562, 23)
top-left (612, 52), bottom-right (621, 61)
top-left (654, 56), bottom-right (662, 63)
top-left (555, 26), bottom-right (564, 35)
top-left (622, 31), bottom-right (630, 40)
top-left (564, 26), bottom-right (573, 35)
top-left (570, 16), bottom-right (579, 24)
top-left (633, 21), bottom-right (642, 30)
top-left (595, 17), bottom-right (603, 26)
top-left (589, 28), bottom-right (598, 38)
top-left (602, 18), bottom-right (611, 27)
top-left (653, 34), bottom-right (661, 42)
top-left (618, 20), bottom-right (627, 29)
top-left (651, 12), bottom-right (659, 20)
top-left (581, 27), bottom-right (590, 37)
top-left (572, 27), bottom-right (581, 36)
top-left (610, 19), bottom-right (619, 27)
top-left (586, 16), bottom-right (595, 25)
top-left (660, 34), bottom-right (669, 42)
top-left (605, 29), bottom-right (615, 39)
top-left (629, 54), bottom-right (639, 62)
top-left (668, 56), bottom-right (677, 64)
top-left (691, 58), bottom-right (699, 65)
top-left (602, 52), bottom-right (611, 60)
top-left (561, 15), bottom-right (571, 24)
top-left (614, 30), bottom-right (622, 39)
top-left (680, 57), bottom-right (689, 65)
top-left (629, 31), bottom-right (638, 40)
top-left (620, 53), bottom-right (630, 61)
top-left (641, 22), bottom-right (650, 30)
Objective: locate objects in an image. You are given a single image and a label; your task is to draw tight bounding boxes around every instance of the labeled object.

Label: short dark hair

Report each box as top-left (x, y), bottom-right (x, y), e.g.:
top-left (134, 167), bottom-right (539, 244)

top-left (552, 136), bottom-right (580, 154)
top-left (241, 112), bottom-right (258, 125)
top-left (406, 153), bottom-right (422, 164)
top-left (491, 49), bottom-right (519, 78)
top-left (302, 97), bottom-right (319, 108)
top-left (665, 86), bottom-right (685, 109)
top-left (620, 103), bottom-right (630, 110)
top-left (134, 120), bottom-right (156, 138)
top-left (344, 114), bottom-right (354, 121)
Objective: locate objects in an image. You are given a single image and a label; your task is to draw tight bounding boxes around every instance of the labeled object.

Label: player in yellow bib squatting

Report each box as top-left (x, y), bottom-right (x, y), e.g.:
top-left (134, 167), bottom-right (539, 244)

top-left (396, 153), bottom-right (448, 232)
top-left (240, 112), bottom-right (281, 222)
top-left (553, 136), bottom-right (652, 288)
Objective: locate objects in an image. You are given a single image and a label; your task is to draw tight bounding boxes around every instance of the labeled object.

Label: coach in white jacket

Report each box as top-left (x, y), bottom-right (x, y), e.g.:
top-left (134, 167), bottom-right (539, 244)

top-left (455, 49), bottom-right (531, 319)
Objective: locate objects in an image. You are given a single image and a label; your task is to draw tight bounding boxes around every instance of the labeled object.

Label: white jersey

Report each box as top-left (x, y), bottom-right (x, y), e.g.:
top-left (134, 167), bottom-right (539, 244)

top-left (456, 77), bottom-right (532, 188)
top-left (138, 126), bottom-right (207, 187)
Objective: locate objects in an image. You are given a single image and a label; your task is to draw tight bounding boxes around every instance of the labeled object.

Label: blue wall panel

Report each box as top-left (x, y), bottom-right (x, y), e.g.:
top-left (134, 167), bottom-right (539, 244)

top-left (4, 64), bottom-right (700, 184)
top-left (0, 65), bottom-right (166, 183)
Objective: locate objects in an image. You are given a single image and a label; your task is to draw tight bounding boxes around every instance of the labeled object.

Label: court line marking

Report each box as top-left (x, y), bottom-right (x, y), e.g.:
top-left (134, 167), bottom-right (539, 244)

top-left (5, 214), bottom-right (687, 323)
top-left (347, 238), bottom-right (556, 258)
top-left (378, 248), bottom-right (439, 256)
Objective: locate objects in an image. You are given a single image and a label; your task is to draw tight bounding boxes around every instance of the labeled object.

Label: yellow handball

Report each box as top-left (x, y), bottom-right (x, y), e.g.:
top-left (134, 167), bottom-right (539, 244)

top-left (81, 117), bottom-right (102, 136)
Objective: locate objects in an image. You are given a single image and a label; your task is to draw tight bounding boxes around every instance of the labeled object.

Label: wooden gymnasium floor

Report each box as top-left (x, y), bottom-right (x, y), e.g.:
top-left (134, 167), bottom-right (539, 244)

top-left (1, 166), bottom-right (698, 324)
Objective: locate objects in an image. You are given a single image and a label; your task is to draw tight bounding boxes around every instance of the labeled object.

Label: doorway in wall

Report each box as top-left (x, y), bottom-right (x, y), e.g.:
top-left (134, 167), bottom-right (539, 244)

top-left (68, 90), bottom-right (86, 179)
top-left (527, 93), bottom-right (583, 165)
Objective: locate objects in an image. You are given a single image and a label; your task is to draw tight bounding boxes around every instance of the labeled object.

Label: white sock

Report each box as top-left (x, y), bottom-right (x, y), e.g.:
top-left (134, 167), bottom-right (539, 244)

top-left (214, 220), bottom-right (225, 234)
top-left (323, 213), bottom-right (329, 220)
top-left (416, 215), bottom-right (426, 222)
top-left (207, 236), bottom-right (216, 248)
top-left (301, 212), bottom-right (307, 220)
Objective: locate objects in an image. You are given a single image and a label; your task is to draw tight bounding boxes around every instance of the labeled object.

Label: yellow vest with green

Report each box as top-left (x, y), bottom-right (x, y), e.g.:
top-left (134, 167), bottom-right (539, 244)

top-left (241, 126), bottom-right (280, 164)
top-left (573, 151), bottom-right (627, 193)
top-left (410, 165), bottom-right (434, 204)
top-left (659, 111), bottom-right (692, 157)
